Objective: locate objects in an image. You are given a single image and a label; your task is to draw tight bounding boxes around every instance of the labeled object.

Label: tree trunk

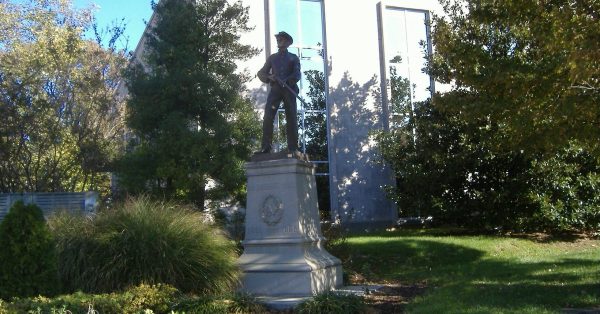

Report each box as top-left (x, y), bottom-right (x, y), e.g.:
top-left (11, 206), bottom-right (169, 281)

top-left (191, 178), bottom-right (206, 210)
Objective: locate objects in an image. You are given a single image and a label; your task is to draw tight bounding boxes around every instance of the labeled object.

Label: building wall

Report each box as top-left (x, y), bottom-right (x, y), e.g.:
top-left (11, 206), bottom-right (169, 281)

top-left (129, 0), bottom-right (441, 230)
top-left (238, 0), bottom-right (443, 230)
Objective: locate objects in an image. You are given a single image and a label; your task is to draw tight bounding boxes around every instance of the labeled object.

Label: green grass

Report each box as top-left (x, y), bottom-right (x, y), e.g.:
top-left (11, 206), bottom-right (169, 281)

top-left (343, 229), bottom-right (600, 313)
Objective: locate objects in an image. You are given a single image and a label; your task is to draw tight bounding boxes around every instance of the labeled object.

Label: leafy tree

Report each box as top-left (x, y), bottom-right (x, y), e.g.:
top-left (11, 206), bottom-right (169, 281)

top-left (0, 0), bottom-right (127, 197)
top-left (118, 0), bottom-right (260, 207)
top-left (377, 50), bottom-right (600, 232)
top-left (0, 201), bottom-right (59, 299)
top-left (429, 0), bottom-right (600, 152)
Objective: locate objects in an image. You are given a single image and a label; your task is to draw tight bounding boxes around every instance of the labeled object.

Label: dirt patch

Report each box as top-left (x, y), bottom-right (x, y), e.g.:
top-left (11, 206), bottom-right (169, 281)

top-left (508, 231), bottom-right (599, 243)
top-left (364, 283), bottom-right (427, 313)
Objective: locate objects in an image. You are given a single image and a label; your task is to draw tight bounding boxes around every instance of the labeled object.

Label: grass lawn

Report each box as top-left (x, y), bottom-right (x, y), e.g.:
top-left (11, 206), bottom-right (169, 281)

top-left (342, 229), bottom-right (600, 313)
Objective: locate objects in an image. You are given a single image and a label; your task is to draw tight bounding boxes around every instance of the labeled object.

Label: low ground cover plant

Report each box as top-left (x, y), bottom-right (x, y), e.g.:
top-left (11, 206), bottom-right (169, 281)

top-left (5, 284), bottom-right (176, 313)
top-left (48, 196), bottom-right (239, 294)
top-left (296, 292), bottom-right (367, 314)
top-left (1, 284), bottom-right (268, 314)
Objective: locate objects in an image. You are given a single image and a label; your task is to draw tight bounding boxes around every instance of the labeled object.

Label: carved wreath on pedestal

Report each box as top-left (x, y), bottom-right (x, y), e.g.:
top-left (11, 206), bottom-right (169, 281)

top-left (261, 195), bottom-right (284, 226)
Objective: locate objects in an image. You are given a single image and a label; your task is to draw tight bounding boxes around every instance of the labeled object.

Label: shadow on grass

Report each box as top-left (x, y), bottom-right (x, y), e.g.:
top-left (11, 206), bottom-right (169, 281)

top-left (344, 237), bottom-right (600, 312)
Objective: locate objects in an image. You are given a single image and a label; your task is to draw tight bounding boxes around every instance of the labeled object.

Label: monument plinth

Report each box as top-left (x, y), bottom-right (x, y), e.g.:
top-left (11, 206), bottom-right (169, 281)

top-left (238, 154), bottom-right (342, 297)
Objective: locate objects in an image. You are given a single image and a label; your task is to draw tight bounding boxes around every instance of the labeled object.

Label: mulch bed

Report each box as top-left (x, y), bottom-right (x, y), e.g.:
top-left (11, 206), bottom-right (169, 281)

top-left (266, 282), bottom-right (427, 314)
top-left (364, 283), bottom-right (427, 313)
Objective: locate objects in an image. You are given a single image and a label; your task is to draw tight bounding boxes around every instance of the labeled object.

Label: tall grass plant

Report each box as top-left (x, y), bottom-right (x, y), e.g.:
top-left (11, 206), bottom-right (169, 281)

top-left (49, 196), bottom-right (239, 294)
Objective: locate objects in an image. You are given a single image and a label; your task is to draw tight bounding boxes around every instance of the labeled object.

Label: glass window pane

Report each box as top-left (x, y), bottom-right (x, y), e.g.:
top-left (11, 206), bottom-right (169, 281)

top-left (274, 0), bottom-right (299, 44)
top-left (303, 112), bottom-right (328, 160)
top-left (300, 0), bottom-right (323, 48)
top-left (300, 66), bottom-right (325, 110)
top-left (385, 9), bottom-right (408, 67)
top-left (384, 7), bottom-right (432, 126)
top-left (404, 10), bottom-right (430, 102)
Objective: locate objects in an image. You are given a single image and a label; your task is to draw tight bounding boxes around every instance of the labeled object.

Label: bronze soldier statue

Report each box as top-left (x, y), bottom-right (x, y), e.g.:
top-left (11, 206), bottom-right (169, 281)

top-left (256, 31), bottom-right (301, 154)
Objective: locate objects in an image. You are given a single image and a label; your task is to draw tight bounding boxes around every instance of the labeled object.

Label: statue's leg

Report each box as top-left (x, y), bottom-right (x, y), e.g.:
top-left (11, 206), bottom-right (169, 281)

top-left (283, 87), bottom-right (299, 152)
top-left (261, 89), bottom-right (283, 152)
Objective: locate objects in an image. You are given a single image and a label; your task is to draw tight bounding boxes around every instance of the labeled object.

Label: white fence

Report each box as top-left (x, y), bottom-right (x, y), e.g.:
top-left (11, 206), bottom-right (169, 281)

top-left (0, 192), bottom-right (97, 221)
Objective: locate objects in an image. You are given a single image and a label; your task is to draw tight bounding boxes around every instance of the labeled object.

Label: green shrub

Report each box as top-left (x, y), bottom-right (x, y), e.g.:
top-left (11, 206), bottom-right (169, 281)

top-left (3, 287), bottom-right (267, 314)
top-left (0, 201), bottom-right (59, 299)
top-left (376, 101), bottom-right (600, 232)
top-left (48, 196), bottom-right (240, 294)
top-left (6, 284), bottom-right (179, 314)
top-left (8, 292), bottom-right (122, 314)
top-left (171, 296), bottom-right (230, 314)
top-left (120, 283), bottom-right (180, 313)
top-left (528, 147), bottom-right (600, 231)
top-left (296, 292), bottom-right (367, 314)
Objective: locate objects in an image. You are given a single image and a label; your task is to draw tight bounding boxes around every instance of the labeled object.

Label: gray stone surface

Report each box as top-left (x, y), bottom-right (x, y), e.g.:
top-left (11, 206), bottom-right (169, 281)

top-left (334, 284), bottom-right (385, 296)
top-left (256, 296), bottom-right (311, 310)
top-left (238, 157), bottom-right (343, 298)
top-left (256, 285), bottom-right (384, 310)
top-left (250, 151), bottom-right (308, 162)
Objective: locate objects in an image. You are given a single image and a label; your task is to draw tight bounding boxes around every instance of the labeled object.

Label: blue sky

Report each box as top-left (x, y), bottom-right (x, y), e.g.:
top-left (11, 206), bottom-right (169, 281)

top-left (73, 0), bottom-right (154, 51)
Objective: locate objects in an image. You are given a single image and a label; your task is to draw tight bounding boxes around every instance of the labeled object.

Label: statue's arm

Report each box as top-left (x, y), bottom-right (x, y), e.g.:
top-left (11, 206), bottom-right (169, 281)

top-left (286, 55), bottom-right (301, 85)
top-left (257, 56), bottom-right (272, 83)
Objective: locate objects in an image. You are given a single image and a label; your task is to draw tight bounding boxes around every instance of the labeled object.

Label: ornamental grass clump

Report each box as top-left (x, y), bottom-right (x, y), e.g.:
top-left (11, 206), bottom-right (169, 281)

top-left (48, 196), bottom-right (239, 295)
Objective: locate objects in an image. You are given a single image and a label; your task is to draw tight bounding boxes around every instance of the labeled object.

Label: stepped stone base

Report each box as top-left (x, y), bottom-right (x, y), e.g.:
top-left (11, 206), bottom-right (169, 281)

top-left (238, 155), bottom-right (343, 297)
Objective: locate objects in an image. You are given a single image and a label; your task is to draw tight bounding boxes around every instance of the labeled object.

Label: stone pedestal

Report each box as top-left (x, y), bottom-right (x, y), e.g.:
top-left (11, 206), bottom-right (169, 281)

top-left (238, 154), bottom-right (342, 297)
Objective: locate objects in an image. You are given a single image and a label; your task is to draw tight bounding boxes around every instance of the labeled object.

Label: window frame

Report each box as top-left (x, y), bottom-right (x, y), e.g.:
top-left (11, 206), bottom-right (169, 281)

top-left (266, 0), bottom-right (331, 176)
top-left (378, 1), bottom-right (435, 130)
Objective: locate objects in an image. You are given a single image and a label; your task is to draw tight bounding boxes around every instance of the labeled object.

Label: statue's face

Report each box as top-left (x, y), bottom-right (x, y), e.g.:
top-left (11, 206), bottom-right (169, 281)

top-left (276, 36), bottom-right (291, 49)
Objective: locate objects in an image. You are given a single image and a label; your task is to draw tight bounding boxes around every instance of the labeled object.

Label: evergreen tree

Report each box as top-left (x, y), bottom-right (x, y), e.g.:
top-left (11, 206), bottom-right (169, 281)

top-left (119, 0), bottom-right (260, 207)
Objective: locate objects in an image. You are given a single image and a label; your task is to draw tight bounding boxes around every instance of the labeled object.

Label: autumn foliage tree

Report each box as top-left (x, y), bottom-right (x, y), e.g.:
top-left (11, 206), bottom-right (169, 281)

top-left (429, 0), bottom-right (600, 152)
top-left (0, 0), bottom-right (126, 196)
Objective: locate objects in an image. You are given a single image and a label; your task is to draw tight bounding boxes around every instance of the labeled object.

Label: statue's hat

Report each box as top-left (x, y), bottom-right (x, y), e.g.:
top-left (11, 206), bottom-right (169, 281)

top-left (274, 31), bottom-right (293, 44)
